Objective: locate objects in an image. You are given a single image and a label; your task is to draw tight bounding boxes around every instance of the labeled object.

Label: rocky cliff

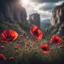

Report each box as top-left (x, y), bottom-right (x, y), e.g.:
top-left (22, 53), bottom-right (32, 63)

top-left (0, 0), bottom-right (30, 34)
top-left (50, 3), bottom-right (64, 37)
top-left (0, 0), bottom-right (27, 23)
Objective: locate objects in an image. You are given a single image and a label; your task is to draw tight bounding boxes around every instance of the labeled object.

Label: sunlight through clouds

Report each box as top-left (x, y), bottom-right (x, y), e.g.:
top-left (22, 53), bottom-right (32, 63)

top-left (21, 0), bottom-right (30, 6)
top-left (21, 0), bottom-right (64, 22)
top-left (21, 1), bottom-right (51, 20)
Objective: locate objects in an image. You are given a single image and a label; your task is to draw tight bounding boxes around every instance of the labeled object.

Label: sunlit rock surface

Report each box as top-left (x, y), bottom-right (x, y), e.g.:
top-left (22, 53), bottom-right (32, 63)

top-left (50, 3), bottom-right (64, 37)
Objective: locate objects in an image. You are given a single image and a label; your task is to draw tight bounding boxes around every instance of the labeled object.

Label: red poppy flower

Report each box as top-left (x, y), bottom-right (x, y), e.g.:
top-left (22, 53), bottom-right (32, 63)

top-left (50, 35), bottom-right (62, 45)
top-left (26, 36), bottom-right (29, 39)
top-left (9, 57), bottom-right (14, 60)
top-left (14, 43), bottom-right (21, 49)
top-left (0, 30), bottom-right (18, 42)
top-left (30, 25), bottom-right (43, 40)
top-left (40, 44), bottom-right (50, 54)
top-left (1, 46), bottom-right (5, 49)
top-left (32, 42), bottom-right (36, 45)
top-left (0, 54), bottom-right (6, 60)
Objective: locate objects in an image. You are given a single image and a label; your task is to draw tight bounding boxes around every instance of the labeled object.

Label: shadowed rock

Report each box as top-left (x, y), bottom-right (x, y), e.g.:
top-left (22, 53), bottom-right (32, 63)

top-left (0, 0), bottom-right (27, 23)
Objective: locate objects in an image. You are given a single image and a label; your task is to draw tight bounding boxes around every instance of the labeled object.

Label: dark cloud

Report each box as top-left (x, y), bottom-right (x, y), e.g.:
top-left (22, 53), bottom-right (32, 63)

top-left (39, 3), bottom-right (56, 11)
top-left (0, 0), bottom-right (19, 4)
top-left (31, 0), bottom-right (63, 3)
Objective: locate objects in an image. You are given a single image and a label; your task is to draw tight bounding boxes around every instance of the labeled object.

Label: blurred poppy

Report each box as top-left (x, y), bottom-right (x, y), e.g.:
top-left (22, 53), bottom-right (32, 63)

top-left (1, 46), bottom-right (5, 49)
top-left (0, 30), bottom-right (18, 42)
top-left (9, 57), bottom-right (14, 60)
top-left (40, 44), bottom-right (50, 54)
top-left (32, 42), bottom-right (36, 45)
top-left (14, 43), bottom-right (21, 49)
top-left (50, 35), bottom-right (62, 45)
top-left (30, 25), bottom-right (43, 40)
top-left (26, 36), bottom-right (29, 39)
top-left (0, 54), bottom-right (6, 60)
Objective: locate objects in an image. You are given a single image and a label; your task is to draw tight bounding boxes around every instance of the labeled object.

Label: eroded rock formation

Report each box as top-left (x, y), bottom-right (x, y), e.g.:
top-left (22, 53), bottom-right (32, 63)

top-left (50, 3), bottom-right (64, 37)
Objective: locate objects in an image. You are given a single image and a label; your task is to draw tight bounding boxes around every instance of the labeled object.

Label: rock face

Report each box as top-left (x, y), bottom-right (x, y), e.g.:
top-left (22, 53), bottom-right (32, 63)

top-left (50, 3), bottom-right (64, 37)
top-left (29, 13), bottom-right (40, 28)
top-left (0, 0), bottom-right (27, 23)
top-left (0, 0), bottom-right (30, 34)
top-left (50, 3), bottom-right (64, 26)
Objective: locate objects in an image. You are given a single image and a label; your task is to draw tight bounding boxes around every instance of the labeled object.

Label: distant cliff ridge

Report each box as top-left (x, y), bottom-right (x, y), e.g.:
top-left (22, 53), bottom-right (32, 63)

top-left (0, 0), bottom-right (27, 23)
top-left (50, 3), bottom-right (64, 37)
top-left (0, 0), bottom-right (30, 34)
top-left (51, 3), bottom-right (64, 26)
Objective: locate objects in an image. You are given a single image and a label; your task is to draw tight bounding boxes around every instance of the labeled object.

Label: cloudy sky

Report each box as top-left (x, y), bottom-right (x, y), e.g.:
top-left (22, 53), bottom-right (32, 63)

top-left (21, 0), bottom-right (64, 22)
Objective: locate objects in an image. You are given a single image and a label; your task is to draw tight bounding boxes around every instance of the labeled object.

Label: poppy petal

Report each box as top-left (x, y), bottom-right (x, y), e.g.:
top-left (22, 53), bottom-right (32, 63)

top-left (40, 44), bottom-right (50, 54)
top-left (1, 46), bottom-right (5, 49)
top-left (0, 30), bottom-right (18, 42)
top-left (9, 57), bottom-right (14, 60)
top-left (32, 42), bottom-right (36, 45)
top-left (14, 43), bottom-right (21, 49)
top-left (50, 35), bottom-right (62, 45)
top-left (0, 54), bottom-right (6, 60)
top-left (26, 36), bottom-right (29, 39)
top-left (30, 25), bottom-right (43, 40)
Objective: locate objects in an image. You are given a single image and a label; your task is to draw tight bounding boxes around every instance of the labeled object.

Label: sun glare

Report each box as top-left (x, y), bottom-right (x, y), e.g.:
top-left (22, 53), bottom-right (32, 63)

top-left (21, 0), bottom-right (30, 6)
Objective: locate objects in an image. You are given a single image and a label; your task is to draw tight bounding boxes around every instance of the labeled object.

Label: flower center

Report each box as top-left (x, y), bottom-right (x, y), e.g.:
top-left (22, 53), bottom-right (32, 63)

top-left (42, 47), bottom-right (47, 51)
top-left (33, 30), bottom-right (38, 36)
top-left (7, 36), bottom-right (12, 39)
top-left (54, 39), bottom-right (58, 43)
top-left (6, 36), bottom-right (13, 41)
